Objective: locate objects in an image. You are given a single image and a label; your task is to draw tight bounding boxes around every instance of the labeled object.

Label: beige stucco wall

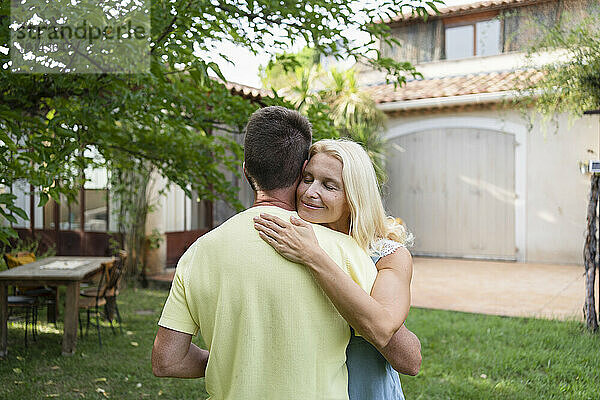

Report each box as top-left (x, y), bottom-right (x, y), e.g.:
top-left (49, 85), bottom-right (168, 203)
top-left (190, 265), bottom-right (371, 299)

top-left (384, 108), bottom-right (599, 265)
top-left (525, 112), bottom-right (597, 264)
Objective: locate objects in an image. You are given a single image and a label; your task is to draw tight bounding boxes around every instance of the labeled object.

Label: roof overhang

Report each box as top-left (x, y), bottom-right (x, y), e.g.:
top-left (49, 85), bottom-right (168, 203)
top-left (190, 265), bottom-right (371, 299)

top-left (376, 90), bottom-right (519, 112)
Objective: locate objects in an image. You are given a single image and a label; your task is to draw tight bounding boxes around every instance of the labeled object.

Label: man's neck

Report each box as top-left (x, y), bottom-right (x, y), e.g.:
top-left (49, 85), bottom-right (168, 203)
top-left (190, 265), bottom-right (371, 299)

top-left (252, 188), bottom-right (296, 211)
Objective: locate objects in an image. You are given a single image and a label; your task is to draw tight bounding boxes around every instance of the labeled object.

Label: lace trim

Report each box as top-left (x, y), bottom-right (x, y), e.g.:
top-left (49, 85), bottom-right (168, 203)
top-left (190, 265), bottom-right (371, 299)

top-left (369, 238), bottom-right (404, 258)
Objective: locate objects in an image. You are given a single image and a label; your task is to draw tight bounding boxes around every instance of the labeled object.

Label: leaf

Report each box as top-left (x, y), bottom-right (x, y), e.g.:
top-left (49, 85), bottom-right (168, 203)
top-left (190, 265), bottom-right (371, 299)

top-left (38, 192), bottom-right (49, 207)
top-left (10, 206), bottom-right (28, 220)
top-left (207, 62), bottom-right (226, 81)
top-left (12, 368), bottom-right (22, 374)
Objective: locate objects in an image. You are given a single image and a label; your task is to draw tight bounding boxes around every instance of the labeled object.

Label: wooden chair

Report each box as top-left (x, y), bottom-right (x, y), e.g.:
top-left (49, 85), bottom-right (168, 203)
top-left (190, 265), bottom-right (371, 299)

top-left (80, 259), bottom-right (115, 297)
top-left (104, 251), bottom-right (127, 334)
top-left (78, 251), bottom-right (127, 345)
top-left (78, 263), bottom-right (109, 347)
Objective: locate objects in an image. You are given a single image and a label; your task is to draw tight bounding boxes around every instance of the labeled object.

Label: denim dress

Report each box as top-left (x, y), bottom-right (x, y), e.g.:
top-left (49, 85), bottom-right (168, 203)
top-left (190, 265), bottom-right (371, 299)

top-left (345, 252), bottom-right (406, 400)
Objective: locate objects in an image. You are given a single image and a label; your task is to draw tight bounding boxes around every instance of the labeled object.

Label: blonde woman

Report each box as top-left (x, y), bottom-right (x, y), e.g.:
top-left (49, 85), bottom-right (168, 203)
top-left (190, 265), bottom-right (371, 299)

top-left (254, 139), bottom-right (419, 399)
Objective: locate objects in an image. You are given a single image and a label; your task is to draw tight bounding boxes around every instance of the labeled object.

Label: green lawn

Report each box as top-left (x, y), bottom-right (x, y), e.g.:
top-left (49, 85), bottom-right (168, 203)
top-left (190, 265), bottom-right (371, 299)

top-left (0, 287), bottom-right (598, 399)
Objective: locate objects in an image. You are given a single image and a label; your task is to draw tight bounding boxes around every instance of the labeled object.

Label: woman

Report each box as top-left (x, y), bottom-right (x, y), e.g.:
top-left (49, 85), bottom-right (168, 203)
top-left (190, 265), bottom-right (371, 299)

top-left (253, 139), bottom-right (417, 399)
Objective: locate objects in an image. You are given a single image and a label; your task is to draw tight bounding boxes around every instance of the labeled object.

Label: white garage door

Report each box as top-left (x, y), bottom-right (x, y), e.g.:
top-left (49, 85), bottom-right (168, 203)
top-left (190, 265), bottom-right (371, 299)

top-left (385, 128), bottom-right (516, 260)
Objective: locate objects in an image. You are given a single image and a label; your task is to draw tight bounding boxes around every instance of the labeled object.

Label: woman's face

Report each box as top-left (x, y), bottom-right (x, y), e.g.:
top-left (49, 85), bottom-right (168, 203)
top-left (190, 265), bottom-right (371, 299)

top-left (296, 152), bottom-right (351, 233)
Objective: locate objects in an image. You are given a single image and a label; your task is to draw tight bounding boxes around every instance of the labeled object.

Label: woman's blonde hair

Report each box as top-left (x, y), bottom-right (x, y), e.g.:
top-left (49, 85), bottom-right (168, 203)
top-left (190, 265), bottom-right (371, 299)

top-left (309, 139), bottom-right (413, 251)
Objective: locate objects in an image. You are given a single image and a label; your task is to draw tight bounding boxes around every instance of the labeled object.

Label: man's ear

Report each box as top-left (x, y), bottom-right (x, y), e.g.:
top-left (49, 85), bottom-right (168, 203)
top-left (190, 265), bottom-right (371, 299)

top-left (295, 159), bottom-right (309, 185)
top-left (242, 162), bottom-right (256, 191)
top-left (242, 162), bottom-right (249, 181)
top-left (301, 159), bottom-right (308, 173)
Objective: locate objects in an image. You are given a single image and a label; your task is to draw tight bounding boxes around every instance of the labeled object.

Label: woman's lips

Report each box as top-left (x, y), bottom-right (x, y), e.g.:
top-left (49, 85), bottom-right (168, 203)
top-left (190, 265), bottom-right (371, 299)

top-left (301, 201), bottom-right (324, 210)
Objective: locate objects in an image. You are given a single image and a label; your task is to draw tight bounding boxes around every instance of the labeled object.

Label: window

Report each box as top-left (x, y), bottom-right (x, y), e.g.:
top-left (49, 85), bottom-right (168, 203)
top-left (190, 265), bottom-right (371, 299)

top-left (58, 193), bottom-right (80, 230)
top-left (43, 197), bottom-right (55, 229)
top-left (445, 19), bottom-right (501, 60)
top-left (41, 160), bottom-right (109, 232)
top-left (445, 25), bottom-right (474, 60)
top-left (83, 165), bottom-right (109, 232)
top-left (84, 189), bottom-right (108, 231)
top-left (82, 147), bottom-right (109, 232)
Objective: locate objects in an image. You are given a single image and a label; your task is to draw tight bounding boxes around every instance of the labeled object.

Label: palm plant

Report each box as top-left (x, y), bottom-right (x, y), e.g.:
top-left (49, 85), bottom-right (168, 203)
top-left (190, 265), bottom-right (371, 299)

top-left (262, 50), bottom-right (389, 182)
top-left (321, 68), bottom-right (388, 182)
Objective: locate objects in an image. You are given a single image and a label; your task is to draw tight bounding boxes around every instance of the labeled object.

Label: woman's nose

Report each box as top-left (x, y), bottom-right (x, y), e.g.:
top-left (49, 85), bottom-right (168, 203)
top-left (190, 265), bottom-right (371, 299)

top-left (305, 184), bottom-right (319, 199)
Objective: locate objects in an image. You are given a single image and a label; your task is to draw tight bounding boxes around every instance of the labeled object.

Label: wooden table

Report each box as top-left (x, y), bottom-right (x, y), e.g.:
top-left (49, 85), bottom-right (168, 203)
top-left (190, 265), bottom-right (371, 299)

top-left (0, 256), bottom-right (113, 357)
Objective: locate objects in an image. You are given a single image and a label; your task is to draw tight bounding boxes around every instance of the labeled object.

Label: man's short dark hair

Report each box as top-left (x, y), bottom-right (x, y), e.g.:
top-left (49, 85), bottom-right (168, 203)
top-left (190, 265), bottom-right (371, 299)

top-left (244, 106), bottom-right (312, 191)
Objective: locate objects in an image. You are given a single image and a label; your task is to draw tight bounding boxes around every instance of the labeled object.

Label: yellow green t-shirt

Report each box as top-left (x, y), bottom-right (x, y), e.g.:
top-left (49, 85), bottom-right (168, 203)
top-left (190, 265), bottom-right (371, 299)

top-left (158, 206), bottom-right (377, 400)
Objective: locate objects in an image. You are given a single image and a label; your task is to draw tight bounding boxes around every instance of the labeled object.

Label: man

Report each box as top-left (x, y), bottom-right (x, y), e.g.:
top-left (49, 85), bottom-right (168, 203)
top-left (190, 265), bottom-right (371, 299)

top-left (152, 106), bottom-right (420, 399)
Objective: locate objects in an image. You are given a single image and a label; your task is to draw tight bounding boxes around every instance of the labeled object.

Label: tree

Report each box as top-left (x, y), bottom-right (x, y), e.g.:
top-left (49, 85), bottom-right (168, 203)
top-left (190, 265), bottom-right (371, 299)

top-left (0, 0), bottom-right (441, 260)
top-left (520, 7), bottom-right (600, 330)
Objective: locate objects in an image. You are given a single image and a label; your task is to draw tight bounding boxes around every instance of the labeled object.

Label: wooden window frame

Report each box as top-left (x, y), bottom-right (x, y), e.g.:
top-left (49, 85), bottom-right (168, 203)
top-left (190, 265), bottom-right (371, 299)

top-left (443, 11), bottom-right (502, 58)
top-left (42, 186), bottom-right (110, 233)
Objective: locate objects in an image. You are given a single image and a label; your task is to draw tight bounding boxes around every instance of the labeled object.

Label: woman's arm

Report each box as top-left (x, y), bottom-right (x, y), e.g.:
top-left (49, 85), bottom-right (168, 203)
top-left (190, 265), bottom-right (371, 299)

top-left (254, 213), bottom-right (412, 349)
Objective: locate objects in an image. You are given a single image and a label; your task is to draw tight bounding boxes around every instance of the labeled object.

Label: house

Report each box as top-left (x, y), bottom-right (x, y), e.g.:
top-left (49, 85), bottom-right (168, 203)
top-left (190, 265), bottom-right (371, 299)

top-left (359, 0), bottom-right (598, 264)
top-left (4, 81), bottom-right (268, 274)
top-left (8, 0), bottom-right (595, 269)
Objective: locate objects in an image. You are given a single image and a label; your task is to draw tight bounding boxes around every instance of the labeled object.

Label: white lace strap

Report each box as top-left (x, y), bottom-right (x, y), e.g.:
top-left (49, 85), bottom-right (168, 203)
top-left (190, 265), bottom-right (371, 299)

top-left (369, 238), bottom-right (404, 258)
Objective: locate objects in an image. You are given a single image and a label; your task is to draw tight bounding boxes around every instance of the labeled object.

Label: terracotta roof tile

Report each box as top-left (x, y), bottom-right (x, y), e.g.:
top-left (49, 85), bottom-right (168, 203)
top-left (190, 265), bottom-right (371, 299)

top-left (224, 81), bottom-right (274, 101)
top-left (365, 69), bottom-right (542, 104)
top-left (382, 0), bottom-right (549, 24)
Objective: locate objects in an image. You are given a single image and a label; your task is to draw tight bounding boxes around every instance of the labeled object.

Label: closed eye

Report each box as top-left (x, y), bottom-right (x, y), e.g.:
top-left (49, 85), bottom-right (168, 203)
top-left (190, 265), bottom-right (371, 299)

top-left (303, 175), bottom-right (314, 184)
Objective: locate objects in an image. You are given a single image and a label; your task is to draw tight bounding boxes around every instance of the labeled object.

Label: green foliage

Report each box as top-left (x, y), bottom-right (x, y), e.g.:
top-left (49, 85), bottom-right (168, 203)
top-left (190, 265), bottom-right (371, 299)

top-left (0, 236), bottom-right (56, 271)
top-left (262, 52), bottom-right (389, 181)
top-left (1, 0), bottom-right (441, 245)
top-left (259, 47), bottom-right (320, 91)
top-left (145, 229), bottom-right (164, 251)
top-left (109, 164), bottom-right (154, 281)
top-left (520, 6), bottom-right (600, 117)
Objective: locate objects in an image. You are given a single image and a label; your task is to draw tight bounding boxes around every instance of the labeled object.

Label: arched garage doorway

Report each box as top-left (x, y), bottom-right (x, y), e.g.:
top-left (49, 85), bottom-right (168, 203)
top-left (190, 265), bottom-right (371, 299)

top-left (384, 117), bottom-right (526, 261)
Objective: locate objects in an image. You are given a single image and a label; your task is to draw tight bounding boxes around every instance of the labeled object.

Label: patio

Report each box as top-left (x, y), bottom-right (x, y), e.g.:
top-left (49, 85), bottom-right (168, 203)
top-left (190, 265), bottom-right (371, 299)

top-left (410, 257), bottom-right (585, 321)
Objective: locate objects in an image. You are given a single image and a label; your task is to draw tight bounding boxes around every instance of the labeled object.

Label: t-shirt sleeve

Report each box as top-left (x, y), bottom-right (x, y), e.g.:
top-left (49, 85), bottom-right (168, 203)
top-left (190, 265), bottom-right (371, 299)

top-left (336, 238), bottom-right (379, 338)
top-left (338, 238), bottom-right (378, 295)
top-left (157, 246), bottom-right (200, 336)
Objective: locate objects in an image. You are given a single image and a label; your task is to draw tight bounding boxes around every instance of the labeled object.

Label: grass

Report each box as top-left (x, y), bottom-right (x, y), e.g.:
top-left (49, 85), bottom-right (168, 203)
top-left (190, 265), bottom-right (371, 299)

top-left (0, 287), bottom-right (209, 399)
top-left (402, 309), bottom-right (600, 400)
top-left (1, 288), bottom-right (599, 399)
